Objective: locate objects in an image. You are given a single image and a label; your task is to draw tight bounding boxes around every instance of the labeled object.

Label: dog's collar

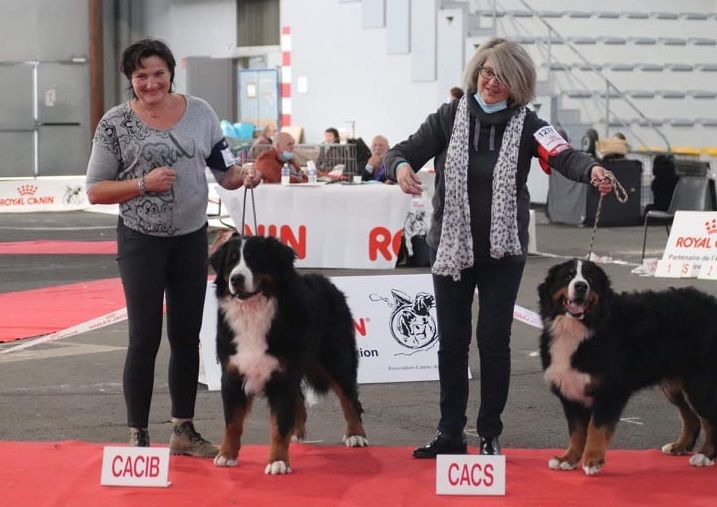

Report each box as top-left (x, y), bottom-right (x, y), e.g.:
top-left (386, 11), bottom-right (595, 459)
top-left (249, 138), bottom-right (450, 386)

top-left (232, 290), bottom-right (260, 301)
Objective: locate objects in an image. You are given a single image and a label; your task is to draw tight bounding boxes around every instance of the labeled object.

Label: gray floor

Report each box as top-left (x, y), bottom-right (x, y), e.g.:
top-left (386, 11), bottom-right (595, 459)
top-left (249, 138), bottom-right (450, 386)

top-left (1, 208), bottom-right (715, 455)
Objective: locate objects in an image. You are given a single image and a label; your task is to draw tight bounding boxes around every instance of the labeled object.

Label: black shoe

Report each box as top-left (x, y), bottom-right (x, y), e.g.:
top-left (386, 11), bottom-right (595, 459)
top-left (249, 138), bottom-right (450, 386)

top-left (479, 436), bottom-right (501, 455)
top-left (413, 431), bottom-right (467, 459)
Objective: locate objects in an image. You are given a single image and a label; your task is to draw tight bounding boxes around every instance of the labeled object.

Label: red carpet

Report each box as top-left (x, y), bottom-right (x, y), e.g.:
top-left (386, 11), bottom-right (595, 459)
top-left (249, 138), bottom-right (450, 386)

top-left (0, 278), bottom-right (125, 342)
top-left (0, 442), bottom-right (712, 506)
top-left (0, 240), bottom-right (116, 255)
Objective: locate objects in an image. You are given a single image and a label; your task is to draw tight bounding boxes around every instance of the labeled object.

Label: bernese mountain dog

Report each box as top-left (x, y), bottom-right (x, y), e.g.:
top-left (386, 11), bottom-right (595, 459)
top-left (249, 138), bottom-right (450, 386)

top-left (209, 234), bottom-right (368, 475)
top-left (538, 259), bottom-right (717, 475)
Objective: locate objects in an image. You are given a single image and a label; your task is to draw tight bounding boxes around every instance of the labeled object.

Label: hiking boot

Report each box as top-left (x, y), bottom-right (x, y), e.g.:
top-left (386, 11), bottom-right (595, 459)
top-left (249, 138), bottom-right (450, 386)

top-left (169, 421), bottom-right (218, 458)
top-left (129, 428), bottom-right (150, 447)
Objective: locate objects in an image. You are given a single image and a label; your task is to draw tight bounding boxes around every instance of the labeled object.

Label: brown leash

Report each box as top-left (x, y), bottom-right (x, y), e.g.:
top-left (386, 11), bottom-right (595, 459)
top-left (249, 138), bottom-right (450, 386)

top-left (586, 170), bottom-right (629, 260)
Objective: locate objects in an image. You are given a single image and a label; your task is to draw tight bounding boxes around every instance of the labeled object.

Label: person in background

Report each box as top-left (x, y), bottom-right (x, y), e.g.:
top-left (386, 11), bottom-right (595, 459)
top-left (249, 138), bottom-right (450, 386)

top-left (449, 86), bottom-right (465, 101)
top-left (251, 123), bottom-right (276, 148)
top-left (85, 38), bottom-right (260, 457)
top-left (359, 135), bottom-right (390, 182)
top-left (254, 131), bottom-right (307, 183)
top-left (385, 37), bottom-right (612, 459)
top-left (324, 127), bottom-right (340, 144)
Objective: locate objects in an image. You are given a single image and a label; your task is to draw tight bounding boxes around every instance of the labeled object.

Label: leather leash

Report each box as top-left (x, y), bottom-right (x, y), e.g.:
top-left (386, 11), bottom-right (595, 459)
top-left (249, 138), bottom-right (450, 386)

top-left (586, 169), bottom-right (629, 260)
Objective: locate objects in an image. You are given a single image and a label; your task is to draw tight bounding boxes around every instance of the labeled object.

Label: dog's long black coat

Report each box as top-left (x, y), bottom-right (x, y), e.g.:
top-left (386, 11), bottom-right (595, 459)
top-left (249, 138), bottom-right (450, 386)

top-left (210, 235), bottom-right (367, 473)
top-left (538, 259), bottom-right (717, 474)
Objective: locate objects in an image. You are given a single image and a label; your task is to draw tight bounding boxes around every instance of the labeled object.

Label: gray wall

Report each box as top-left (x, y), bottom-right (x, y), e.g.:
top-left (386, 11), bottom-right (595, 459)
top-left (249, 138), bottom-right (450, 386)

top-left (0, 0), bottom-right (92, 176)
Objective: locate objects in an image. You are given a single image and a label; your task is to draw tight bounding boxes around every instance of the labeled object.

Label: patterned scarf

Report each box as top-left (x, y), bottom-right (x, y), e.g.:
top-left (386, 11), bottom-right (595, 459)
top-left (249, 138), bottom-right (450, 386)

top-left (432, 95), bottom-right (527, 281)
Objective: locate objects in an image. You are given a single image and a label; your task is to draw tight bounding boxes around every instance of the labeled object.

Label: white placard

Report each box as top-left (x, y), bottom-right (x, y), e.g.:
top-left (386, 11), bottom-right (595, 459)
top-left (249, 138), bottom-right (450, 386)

top-left (436, 455), bottom-right (506, 496)
top-left (655, 211), bottom-right (717, 279)
top-left (101, 446), bottom-right (171, 488)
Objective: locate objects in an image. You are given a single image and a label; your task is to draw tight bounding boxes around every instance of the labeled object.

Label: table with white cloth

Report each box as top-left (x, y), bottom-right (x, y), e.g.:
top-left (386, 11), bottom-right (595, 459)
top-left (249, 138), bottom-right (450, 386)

top-left (215, 182), bottom-right (414, 268)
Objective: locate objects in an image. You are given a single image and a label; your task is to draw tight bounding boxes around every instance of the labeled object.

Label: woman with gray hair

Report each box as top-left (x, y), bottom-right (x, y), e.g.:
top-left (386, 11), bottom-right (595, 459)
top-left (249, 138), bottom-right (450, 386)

top-left (385, 37), bottom-right (612, 458)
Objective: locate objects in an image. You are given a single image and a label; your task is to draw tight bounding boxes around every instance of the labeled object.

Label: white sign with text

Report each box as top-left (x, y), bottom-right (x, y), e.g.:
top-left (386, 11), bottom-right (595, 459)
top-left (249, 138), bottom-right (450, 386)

top-left (198, 274), bottom-right (447, 389)
top-left (436, 454), bottom-right (506, 496)
top-left (654, 211), bottom-right (717, 279)
top-left (100, 446), bottom-right (171, 488)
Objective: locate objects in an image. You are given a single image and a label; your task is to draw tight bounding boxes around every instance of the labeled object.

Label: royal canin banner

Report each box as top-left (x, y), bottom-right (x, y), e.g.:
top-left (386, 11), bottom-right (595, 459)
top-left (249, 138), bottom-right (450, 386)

top-left (0, 176), bottom-right (88, 212)
top-left (198, 275), bottom-right (446, 389)
top-left (655, 211), bottom-right (717, 279)
top-left (215, 183), bottom-right (414, 269)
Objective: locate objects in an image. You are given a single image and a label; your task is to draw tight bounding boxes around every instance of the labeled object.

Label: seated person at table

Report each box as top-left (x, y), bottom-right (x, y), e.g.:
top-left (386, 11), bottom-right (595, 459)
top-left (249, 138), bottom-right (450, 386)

top-left (254, 132), bottom-right (307, 183)
top-left (324, 127), bottom-right (340, 144)
top-left (251, 124), bottom-right (276, 149)
top-left (358, 135), bottom-right (390, 182)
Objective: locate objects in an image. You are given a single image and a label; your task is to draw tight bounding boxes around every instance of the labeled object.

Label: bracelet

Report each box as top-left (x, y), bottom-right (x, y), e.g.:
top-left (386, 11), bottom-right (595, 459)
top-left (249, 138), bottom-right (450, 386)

top-left (137, 176), bottom-right (146, 197)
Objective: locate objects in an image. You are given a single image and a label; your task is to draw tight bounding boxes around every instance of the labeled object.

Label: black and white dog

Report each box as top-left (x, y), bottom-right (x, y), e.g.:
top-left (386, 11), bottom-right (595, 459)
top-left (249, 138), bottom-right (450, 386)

top-left (538, 259), bottom-right (717, 475)
top-left (210, 234), bottom-right (368, 474)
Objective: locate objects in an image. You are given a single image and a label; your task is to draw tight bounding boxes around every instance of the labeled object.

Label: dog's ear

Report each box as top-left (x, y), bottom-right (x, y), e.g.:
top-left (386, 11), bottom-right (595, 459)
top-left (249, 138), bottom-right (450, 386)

top-left (277, 239), bottom-right (296, 277)
top-left (209, 237), bottom-right (233, 276)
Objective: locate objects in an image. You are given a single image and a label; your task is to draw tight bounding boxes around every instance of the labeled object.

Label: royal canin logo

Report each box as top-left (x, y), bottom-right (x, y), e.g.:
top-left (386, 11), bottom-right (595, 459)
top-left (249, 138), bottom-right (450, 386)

top-left (17, 184), bottom-right (38, 196)
top-left (705, 219), bottom-right (717, 235)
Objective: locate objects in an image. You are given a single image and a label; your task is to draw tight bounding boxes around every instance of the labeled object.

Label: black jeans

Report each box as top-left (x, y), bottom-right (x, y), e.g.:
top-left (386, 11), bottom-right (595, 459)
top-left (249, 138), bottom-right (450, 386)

top-left (117, 219), bottom-right (208, 428)
top-left (432, 253), bottom-right (525, 438)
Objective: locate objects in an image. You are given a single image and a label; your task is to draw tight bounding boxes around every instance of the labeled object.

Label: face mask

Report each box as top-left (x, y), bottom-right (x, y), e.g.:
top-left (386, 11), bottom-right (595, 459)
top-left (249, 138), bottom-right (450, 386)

top-left (280, 151), bottom-right (294, 161)
top-left (474, 92), bottom-right (507, 114)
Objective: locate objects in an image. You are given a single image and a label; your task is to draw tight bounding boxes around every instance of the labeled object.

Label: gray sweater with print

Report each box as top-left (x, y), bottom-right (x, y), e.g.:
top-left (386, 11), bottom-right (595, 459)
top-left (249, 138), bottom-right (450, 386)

top-left (86, 96), bottom-right (229, 237)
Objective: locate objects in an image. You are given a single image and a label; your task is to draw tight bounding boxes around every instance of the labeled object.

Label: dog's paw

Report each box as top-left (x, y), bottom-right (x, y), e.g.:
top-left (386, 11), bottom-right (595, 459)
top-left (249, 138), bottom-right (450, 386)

top-left (291, 434), bottom-right (304, 443)
top-left (344, 434), bottom-right (369, 447)
top-left (548, 457), bottom-right (577, 471)
top-left (661, 442), bottom-right (691, 456)
top-left (265, 460), bottom-right (292, 475)
top-left (582, 462), bottom-right (603, 475)
top-left (689, 454), bottom-right (715, 467)
top-left (214, 454), bottom-right (238, 467)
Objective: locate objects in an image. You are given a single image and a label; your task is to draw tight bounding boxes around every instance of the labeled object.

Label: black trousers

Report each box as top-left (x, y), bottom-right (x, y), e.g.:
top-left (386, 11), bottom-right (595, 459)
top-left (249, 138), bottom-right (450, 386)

top-left (116, 219), bottom-right (208, 428)
top-left (432, 254), bottom-right (525, 438)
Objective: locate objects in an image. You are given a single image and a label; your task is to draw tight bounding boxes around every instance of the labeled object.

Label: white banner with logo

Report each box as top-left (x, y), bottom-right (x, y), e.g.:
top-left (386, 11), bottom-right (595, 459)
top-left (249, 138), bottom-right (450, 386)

top-left (0, 176), bottom-right (89, 212)
top-left (654, 211), bottom-right (717, 279)
top-left (333, 274), bottom-right (441, 384)
top-left (198, 274), bottom-right (445, 389)
top-left (215, 184), bottom-right (413, 269)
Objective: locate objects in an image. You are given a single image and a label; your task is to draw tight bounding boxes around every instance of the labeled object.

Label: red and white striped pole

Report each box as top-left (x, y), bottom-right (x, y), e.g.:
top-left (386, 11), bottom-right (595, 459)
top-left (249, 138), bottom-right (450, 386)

top-left (280, 26), bottom-right (292, 128)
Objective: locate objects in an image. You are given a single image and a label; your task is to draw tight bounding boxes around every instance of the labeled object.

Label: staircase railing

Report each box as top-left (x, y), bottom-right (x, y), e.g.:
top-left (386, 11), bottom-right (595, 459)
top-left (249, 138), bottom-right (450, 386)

top-left (504, 0), bottom-right (672, 152)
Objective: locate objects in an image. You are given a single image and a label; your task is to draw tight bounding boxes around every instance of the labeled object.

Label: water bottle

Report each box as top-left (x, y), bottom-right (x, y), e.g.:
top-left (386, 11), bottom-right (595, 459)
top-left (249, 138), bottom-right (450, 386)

top-left (307, 160), bottom-right (317, 184)
top-left (281, 162), bottom-right (290, 185)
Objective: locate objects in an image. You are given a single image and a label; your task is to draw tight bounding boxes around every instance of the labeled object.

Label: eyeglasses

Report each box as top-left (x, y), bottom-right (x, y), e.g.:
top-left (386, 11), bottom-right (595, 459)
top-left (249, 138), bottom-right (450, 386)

top-left (478, 66), bottom-right (505, 87)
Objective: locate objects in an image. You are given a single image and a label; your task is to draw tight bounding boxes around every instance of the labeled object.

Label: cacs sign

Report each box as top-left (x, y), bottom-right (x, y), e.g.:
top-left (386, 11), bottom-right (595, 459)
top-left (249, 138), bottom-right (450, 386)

top-left (436, 455), bottom-right (506, 496)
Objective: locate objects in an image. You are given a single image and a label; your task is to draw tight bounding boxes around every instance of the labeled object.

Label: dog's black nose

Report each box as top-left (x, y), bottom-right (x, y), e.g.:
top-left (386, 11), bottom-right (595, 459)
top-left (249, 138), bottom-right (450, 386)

top-left (230, 274), bottom-right (245, 288)
top-left (573, 281), bottom-right (588, 294)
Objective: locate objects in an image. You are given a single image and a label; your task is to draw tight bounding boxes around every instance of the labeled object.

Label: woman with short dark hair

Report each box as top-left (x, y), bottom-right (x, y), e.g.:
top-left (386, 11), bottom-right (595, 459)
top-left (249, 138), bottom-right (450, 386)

top-left (86, 38), bottom-right (260, 456)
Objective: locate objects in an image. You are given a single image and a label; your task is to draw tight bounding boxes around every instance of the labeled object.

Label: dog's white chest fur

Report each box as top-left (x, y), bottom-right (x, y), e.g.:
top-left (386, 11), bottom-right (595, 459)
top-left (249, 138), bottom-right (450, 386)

top-left (219, 295), bottom-right (281, 395)
top-left (544, 315), bottom-right (594, 405)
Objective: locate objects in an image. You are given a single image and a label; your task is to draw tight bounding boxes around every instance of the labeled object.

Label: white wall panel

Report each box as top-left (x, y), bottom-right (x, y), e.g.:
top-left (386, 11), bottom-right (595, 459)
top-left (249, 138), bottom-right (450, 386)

top-left (410, 0), bottom-right (437, 82)
top-left (281, 0), bottom-right (439, 145)
top-left (362, 0), bottom-right (385, 28)
top-left (386, 0), bottom-right (410, 54)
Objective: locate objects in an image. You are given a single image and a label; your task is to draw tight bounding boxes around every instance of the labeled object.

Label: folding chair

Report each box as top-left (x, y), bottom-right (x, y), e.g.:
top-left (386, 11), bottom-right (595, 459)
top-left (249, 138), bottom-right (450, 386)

top-left (640, 176), bottom-right (711, 262)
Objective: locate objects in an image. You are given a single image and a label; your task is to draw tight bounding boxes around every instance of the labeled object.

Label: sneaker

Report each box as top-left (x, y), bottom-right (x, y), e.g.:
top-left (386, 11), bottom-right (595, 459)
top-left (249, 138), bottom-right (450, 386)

top-left (413, 430), bottom-right (467, 459)
top-left (169, 421), bottom-right (218, 458)
top-left (129, 428), bottom-right (150, 447)
top-left (479, 435), bottom-right (501, 455)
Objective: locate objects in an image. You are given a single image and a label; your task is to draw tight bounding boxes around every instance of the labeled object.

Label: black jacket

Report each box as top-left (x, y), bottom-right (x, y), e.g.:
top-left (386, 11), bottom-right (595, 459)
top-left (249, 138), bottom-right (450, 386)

top-left (385, 98), bottom-right (598, 259)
